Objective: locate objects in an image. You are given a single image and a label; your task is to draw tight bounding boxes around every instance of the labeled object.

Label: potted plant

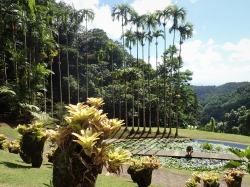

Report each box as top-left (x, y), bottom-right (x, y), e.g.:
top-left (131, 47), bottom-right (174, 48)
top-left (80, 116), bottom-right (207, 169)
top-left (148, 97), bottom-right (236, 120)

top-left (0, 134), bottom-right (8, 150)
top-left (185, 178), bottom-right (199, 187)
top-left (8, 139), bottom-right (20, 154)
top-left (17, 122), bottom-right (48, 168)
top-left (191, 171), bottom-right (220, 187)
top-left (224, 169), bottom-right (245, 187)
top-left (127, 155), bottom-right (161, 187)
top-left (51, 98), bottom-right (132, 187)
top-left (45, 146), bottom-right (56, 163)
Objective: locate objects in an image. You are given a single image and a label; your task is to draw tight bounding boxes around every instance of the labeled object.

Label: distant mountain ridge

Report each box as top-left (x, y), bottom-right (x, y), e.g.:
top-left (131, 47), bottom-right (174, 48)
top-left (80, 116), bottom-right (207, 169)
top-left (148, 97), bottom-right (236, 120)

top-left (190, 82), bottom-right (249, 100)
top-left (189, 82), bottom-right (250, 124)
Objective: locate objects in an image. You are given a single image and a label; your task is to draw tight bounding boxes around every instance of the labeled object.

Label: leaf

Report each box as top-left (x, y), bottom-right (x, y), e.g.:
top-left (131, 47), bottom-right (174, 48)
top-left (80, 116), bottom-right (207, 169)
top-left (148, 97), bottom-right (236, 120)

top-left (224, 160), bottom-right (241, 169)
top-left (228, 148), bottom-right (245, 158)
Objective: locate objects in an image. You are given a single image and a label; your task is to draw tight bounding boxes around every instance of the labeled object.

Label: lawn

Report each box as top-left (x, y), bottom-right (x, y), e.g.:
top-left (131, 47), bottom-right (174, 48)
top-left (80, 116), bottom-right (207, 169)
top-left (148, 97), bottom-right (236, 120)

top-left (0, 126), bottom-right (250, 186)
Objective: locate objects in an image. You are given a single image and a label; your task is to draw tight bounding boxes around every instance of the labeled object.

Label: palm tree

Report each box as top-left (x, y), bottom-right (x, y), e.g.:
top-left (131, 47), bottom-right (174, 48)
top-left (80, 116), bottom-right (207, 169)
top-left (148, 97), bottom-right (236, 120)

top-left (168, 5), bottom-right (186, 135)
top-left (105, 41), bottom-right (116, 118)
top-left (95, 49), bottom-right (109, 98)
top-left (175, 22), bottom-right (193, 137)
top-left (54, 8), bottom-right (63, 104)
top-left (155, 6), bottom-right (172, 133)
top-left (138, 31), bottom-right (147, 132)
top-left (111, 3), bottom-right (131, 130)
top-left (129, 9), bottom-right (145, 131)
top-left (71, 6), bottom-right (85, 103)
top-left (61, 6), bottom-right (71, 104)
top-left (152, 30), bottom-right (164, 134)
top-left (144, 12), bottom-right (157, 133)
top-left (83, 8), bottom-right (95, 99)
top-left (123, 28), bottom-right (136, 130)
top-left (123, 28), bottom-right (136, 58)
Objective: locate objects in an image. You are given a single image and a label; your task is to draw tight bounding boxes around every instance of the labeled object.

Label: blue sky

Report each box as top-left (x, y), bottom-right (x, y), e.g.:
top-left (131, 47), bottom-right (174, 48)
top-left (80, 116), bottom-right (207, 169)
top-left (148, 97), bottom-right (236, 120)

top-left (56, 0), bottom-right (250, 86)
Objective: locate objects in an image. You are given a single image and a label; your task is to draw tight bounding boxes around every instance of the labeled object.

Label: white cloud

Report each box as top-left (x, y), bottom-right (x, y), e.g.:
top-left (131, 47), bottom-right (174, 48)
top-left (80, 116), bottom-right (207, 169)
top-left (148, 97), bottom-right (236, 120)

top-left (207, 39), bottom-right (214, 46)
top-left (222, 38), bottom-right (250, 61)
top-left (190, 0), bottom-right (198, 3)
top-left (131, 0), bottom-right (171, 15)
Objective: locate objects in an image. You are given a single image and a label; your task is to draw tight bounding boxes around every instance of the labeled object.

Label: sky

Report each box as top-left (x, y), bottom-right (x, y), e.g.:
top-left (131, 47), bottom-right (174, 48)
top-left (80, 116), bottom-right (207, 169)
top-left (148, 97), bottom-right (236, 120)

top-left (56, 0), bottom-right (250, 86)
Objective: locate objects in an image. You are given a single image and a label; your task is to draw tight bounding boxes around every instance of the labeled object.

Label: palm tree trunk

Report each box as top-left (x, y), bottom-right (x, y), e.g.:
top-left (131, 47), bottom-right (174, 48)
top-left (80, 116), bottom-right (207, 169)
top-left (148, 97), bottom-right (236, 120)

top-left (122, 17), bottom-right (128, 131)
top-left (175, 36), bottom-right (182, 137)
top-left (50, 62), bottom-right (54, 117)
top-left (142, 44), bottom-right (146, 133)
top-left (155, 39), bottom-right (160, 134)
top-left (168, 30), bottom-right (176, 136)
top-left (66, 30), bottom-right (70, 104)
top-left (163, 24), bottom-right (167, 134)
top-left (86, 18), bottom-right (89, 99)
top-left (147, 39), bottom-right (151, 133)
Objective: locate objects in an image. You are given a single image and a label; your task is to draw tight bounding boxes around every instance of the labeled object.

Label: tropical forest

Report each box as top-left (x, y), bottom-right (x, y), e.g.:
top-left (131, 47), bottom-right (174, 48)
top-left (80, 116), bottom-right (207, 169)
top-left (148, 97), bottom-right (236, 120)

top-left (0, 0), bottom-right (250, 187)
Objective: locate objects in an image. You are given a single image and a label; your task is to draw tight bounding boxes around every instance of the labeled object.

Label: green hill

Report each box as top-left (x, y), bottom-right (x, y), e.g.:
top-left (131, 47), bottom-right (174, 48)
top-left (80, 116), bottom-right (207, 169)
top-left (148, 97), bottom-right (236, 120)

top-left (190, 82), bottom-right (250, 124)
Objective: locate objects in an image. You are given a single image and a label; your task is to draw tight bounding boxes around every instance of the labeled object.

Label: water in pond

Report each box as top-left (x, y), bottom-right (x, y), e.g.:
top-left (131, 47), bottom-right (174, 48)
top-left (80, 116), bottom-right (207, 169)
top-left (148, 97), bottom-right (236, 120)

top-left (192, 139), bottom-right (248, 149)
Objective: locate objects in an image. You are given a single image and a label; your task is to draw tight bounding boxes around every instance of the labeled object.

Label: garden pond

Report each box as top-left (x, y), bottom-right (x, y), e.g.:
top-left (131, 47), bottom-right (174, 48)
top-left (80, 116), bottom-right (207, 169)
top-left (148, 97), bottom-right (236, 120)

top-left (113, 138), bottom-right (249, 172)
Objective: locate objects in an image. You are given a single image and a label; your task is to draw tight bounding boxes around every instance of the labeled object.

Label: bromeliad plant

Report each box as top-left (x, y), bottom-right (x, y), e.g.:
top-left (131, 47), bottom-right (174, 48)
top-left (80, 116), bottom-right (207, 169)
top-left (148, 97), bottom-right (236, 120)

top-left (191, 171), bottom-right (220, 187)
top-left (51, 98), bottom-right (131, 187)
top-left (224, 169), bottom-right (245, 187)
top-left (8, 139), bottom-right (20, 154)
top-left (16, 122), bottom-right (48, 167)
top-left (185, 178), bottom-right (199, 187)
top-left (127, 155), bottom-right (161, 187)
top-left (0, 134), bottom-right (8, 150)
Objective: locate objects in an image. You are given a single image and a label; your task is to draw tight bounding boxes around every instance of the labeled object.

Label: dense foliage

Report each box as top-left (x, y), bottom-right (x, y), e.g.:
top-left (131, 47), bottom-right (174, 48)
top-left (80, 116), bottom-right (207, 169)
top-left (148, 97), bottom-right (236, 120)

top-left (191, 82), bottom-right (250, 135)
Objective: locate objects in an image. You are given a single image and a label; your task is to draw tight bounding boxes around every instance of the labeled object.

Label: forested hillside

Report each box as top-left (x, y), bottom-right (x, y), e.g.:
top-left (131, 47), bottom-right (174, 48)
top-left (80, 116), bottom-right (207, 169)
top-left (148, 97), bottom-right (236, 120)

top-left (190, 82), bottom-right (250, 125)
top-left (0, 0), bottom-right (201, 135)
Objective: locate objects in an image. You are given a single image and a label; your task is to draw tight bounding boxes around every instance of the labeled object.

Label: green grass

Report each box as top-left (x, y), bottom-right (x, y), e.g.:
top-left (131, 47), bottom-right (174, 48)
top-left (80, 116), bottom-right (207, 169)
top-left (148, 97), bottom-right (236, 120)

top-left (0, 150), bottom-right (52, 187)
top-left (0, 127), bottom-right (20, 139)
top-left (1, 126), bottom-right (250, 186)
top-left (113, 127), bottom-right (250, 145)
top-left (0, 149), bottom-right (162, 187)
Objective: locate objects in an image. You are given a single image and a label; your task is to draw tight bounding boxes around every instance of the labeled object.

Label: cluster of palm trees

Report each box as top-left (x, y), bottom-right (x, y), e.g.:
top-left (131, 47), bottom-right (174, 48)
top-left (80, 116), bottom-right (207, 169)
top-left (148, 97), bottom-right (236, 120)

top-left (0, 0), bottom-right (201, 135)
top-left (111, 3), bottom-right (194, 136)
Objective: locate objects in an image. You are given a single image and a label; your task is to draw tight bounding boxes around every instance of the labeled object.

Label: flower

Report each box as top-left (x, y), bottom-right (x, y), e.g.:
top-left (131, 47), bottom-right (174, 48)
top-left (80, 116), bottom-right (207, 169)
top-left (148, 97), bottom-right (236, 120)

top-left (128, 155), bottom-right (161, 171)
top-left (185, 178), bottom-right (199, 187)
top-left (192, 171), bottom-right (220, 186)
top-left (224, 169), bottom-right (245, 184)
top-left (225, 169), bottom-right (245, 178)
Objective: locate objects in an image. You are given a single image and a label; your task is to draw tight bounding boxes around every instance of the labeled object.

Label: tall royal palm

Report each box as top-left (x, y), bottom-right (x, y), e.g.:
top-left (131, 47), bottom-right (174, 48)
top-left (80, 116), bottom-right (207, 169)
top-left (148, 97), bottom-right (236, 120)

top-left (175, 22), bottom-right (193, 137)
top-left (61, 6), bottom-right (71, 104)
top-left (123, 28), bottom-right (136, 130)
top-left (71, 7), bottom-right (85, 103)
top-left (111, 3), bottom-right (131, 130)
top-left (155, 6), bottom-right (172, 133)
top-left (144, 12), bottom-right (157, 133)
top-left (83, 8), bottom-right (95, 99)
top-left (138, 31), bottom-right (147, 132)
top-left (105, 40), bottom-right (116, 118)
top-left (129, 9), bottom-right (145, 131)
top-left (169, 5), bottom-right (186, 135)
top-left (152, 30), bottom-right (164, 133)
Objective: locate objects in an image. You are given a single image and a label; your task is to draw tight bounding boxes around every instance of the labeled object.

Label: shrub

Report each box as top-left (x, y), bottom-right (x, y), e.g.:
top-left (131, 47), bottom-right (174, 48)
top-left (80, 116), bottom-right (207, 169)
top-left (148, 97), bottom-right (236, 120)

top-left (200, 142), bottom-right (214, 151)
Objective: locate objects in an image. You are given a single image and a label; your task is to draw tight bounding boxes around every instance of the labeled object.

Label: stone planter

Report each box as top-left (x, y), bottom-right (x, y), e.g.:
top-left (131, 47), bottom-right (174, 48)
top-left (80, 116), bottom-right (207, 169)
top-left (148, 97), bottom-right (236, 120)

top-left (127, 166), bottom-right (153, 187)
top-left (52, 139), bottom-right (103, 187)
top-left (203, 182), bottom-right (220, 187)
top-left (226, 176), bottom-right (242, 187)
top-left (19, 131), bottom-right (46, 168)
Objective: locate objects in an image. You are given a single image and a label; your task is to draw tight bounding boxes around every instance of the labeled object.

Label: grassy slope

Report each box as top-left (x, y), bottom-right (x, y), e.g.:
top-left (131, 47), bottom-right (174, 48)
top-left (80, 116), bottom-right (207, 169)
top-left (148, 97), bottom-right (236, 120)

top-left (113, 127), bottom-right (250, 145)
top-left (0, 149), bottom-right (162, 187)
top-left (1, 126), bottom-right (250, 186)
